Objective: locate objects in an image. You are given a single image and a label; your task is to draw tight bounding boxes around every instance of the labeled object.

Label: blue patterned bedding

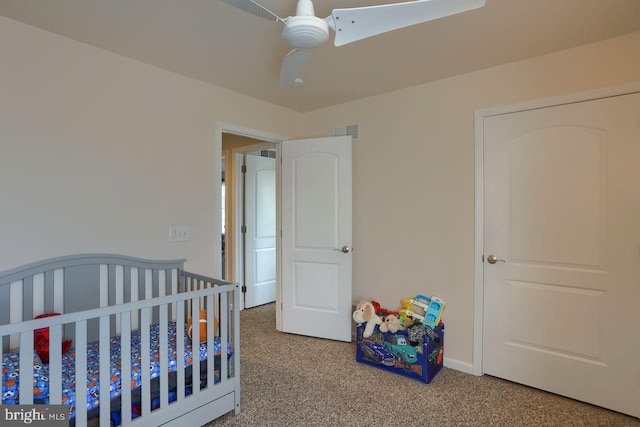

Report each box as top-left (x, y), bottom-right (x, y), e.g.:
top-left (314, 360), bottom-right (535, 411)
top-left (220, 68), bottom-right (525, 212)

top-left (2, 322), bottom-right (233, 420)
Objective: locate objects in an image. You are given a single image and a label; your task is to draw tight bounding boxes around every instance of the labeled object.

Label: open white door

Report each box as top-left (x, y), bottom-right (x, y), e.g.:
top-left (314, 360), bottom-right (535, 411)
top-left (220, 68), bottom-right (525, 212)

top-left (244, 153), bottom-right (277, 308)
top-left (280, 136), bottom-right (352, 342)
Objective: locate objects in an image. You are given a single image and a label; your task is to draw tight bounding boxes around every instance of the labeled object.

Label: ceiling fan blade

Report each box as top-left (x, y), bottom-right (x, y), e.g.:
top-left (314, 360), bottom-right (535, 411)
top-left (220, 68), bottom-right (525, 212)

top-left (280, 48), bottom-right (311, 86)
top-left (329, 0), bottom-right (485, 47)
top-left (222, 0), bottom-right (282, 22)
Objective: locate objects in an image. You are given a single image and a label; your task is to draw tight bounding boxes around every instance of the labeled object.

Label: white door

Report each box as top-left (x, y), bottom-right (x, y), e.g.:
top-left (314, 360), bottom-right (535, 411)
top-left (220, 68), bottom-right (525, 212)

top-left (244, 153), bottom-right (277, 308)
top-left (280, 136), bottom-right (353, 342)
top-left (482, 92), bottom-right (640, 417)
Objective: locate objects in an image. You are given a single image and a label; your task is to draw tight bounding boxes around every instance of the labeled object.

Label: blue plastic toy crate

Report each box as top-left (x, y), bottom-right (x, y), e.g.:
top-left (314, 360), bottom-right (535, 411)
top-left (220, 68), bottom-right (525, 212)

top-left (356, 322), bottom-right (444, 383)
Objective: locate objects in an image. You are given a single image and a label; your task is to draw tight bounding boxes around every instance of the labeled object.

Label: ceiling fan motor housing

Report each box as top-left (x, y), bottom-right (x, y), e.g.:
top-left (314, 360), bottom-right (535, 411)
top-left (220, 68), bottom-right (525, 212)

top-left (282, 16), bottom-right (329, 49)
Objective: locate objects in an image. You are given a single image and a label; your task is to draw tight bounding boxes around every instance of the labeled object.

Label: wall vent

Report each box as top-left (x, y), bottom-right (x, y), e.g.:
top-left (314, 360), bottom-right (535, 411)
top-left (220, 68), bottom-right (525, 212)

top-left (334, 123), bottom-right (360, 141)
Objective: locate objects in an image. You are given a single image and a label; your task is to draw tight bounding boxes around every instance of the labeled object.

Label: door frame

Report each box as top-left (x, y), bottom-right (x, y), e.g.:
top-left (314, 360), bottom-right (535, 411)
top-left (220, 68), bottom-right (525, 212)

top-left (215, 122), bottom-right (286, 313)
top-left (473, 81), bottom-right (640, 376)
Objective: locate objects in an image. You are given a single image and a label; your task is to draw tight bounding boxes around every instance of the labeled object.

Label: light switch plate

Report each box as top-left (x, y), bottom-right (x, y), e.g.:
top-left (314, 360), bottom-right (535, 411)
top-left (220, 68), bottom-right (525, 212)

top-left (169, 226), bottom-right (189, 242)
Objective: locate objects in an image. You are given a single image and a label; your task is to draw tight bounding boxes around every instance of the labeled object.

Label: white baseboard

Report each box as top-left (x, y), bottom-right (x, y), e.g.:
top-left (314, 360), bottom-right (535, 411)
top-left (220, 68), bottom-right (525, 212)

top-left (443, 357), bottom-right (475, 375)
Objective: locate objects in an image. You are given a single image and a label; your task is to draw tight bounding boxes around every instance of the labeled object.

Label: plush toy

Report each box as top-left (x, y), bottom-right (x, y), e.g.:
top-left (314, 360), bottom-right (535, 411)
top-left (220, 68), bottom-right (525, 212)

top-left (379, 314), bottom-right (404, 333)
top-left (352, 301), bottom-right (382, 338)
top-left (34, 313), bottom-right (72, 363)
top-left (187, 310), bottom-right (219, 343)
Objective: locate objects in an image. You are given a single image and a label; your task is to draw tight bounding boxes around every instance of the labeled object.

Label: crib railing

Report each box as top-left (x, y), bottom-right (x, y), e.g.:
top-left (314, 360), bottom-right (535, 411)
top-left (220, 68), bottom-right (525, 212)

top-left (0, 279), bottom-right (240, 427)
top-left (0, 254), bottom-right (186, 353)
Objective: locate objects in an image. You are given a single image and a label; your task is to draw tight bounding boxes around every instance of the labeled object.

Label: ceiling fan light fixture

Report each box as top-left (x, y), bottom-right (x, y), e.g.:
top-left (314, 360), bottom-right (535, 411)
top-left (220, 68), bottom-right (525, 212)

top-left (282, 16), bottom-right (329, 48)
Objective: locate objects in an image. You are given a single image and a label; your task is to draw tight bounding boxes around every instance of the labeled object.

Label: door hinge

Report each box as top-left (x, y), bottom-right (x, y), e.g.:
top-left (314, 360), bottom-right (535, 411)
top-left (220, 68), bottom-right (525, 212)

top-left (482, 254), bottom-right (484, 263)
top-left (242, 284), bottom-right (247, 293)
top-left (241, 225), bottom-right (247, 233)
top-left (241, 165), bottom-right (247, 173)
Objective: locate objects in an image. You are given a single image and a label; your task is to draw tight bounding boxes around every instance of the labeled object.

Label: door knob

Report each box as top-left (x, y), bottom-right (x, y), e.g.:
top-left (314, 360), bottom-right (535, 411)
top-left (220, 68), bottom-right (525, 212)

top-left (487, 255), bottom-right (505, 264)
top-left (335, 246), bottom-right (351, 253)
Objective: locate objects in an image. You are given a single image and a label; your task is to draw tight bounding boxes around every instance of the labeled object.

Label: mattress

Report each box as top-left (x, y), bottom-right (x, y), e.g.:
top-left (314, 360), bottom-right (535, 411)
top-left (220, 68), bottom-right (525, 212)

top-left (2, 322), bottom-right (233, 421)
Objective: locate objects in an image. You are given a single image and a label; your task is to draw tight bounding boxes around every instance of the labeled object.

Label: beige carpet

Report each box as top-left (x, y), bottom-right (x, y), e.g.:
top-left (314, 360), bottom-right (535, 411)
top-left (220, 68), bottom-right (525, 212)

top-left (208, 303), bottom-right (639, 427)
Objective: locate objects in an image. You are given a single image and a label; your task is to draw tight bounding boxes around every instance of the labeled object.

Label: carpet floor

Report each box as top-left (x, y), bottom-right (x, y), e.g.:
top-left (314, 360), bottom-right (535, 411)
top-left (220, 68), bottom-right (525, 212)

top-left (208, 303), bottom-right (639, 427)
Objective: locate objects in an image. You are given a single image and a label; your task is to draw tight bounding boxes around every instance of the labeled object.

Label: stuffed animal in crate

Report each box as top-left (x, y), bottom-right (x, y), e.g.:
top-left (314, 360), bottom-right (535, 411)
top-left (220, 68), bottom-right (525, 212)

top-left (379, 314), bottom-right (404, 333)
top-left (352, 301), bottom-right (382, 338)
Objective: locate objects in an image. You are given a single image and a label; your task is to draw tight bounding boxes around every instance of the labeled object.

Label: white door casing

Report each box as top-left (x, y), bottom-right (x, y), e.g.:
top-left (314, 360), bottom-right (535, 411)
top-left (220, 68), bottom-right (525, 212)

top-left (481, 91), bottom-right (640, 417)
top-left (244, 153), bottom-right (277, 308)
top-left (280, 136), bottom-right (353, 342)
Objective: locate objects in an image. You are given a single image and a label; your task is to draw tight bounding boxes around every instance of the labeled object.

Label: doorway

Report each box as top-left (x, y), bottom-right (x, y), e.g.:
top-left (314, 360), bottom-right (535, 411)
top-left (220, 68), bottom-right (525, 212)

top-left (216, 123), bottom-right (354, 340)
top-left (221, 131), bottom-right (278, 309)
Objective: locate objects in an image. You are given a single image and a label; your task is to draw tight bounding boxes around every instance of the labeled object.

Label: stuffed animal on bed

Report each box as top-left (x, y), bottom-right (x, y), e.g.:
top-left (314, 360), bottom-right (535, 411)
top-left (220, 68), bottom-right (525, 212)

top-left (352, 301), bottom-right (382, 338)
top-left (34, 313), bottom-right (72, 363)
top-left (187, 310), bottom-right (219, 343)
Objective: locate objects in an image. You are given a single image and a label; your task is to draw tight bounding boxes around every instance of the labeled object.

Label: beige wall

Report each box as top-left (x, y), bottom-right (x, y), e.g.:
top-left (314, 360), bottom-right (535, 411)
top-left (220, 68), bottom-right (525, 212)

top-left (2, 13), bottom-right (639, 371)
top-left (302, 31), bottom-right (640, 369)
top-left (0, 16), bottom-right (303, 277)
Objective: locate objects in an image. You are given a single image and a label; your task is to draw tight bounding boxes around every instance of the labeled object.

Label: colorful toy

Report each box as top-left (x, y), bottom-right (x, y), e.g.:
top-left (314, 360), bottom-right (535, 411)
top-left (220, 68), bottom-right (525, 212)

top-left (187, 309), bottom-right (219, 343)
top-left (424, 296), bottom-right (445, 329)
top-left (352, 301), bottom-right (382, 338)
top-left (399, 294), bottom-right (445, 329)
top-left (399, 295), bottom-right (431, 323)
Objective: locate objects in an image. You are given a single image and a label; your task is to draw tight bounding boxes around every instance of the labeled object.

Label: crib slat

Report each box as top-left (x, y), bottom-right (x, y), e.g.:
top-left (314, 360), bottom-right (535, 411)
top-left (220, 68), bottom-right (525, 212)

top-left (206, 294), bottom-right (215, 389)
top-left (159, 304), bottom-right (168, 409)
top-left (144, 270), bottom-right (153, 300)
top-left (99, 315), bottom-right (110, 423)
top-left (53, 268), bottom-right (64, 314)
top-left (18, 331), bottom-right (34, 404)
top-left (99, 265), bottom-right (108, 308)
top-left (144, 270), bottom-right (153, 329)
top-left (9, 280), bottom-right (22, 351)
top-left (32, 273), bottom-right (45, 317)
top-left (141, 307), bottom-right (151, 416)
top-left (191, 297), bottom-right (200, 397)
top-left (171, 270), bottom-right (178, 322)
top-left (176, 301), bottom-right (185, 401)
top-left (75, 320), bottom-right (88, 427)
top-left (48, 324), bottom-right (63, 404)
top-left (115, 265), bottom-right (124, 334)
top-left (130, 268), bottom-right (139, 330)
top-left (159, 270), bottom-right (166, 297)
top-left (220, 291), bottom-right (229, 383)
top-left (120, 311), bottom-right (132, 426)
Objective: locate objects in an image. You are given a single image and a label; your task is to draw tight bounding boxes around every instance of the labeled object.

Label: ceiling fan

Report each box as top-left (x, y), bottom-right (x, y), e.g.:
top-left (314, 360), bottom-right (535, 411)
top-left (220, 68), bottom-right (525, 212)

top-left (222, 0), bottom-right (486, 86)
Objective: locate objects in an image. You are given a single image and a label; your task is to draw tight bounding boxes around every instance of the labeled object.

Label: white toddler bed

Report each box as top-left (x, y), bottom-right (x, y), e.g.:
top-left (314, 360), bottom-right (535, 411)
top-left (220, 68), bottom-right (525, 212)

top-left (0, 254), bottom-right (240, 426)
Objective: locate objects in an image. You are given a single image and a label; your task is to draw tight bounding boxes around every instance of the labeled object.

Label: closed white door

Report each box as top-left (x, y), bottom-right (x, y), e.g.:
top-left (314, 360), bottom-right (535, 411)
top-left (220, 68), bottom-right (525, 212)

top-left (244, 153), bottom-right (276, 308)
top-left (482, 92), bottom-right (640, 417)
top-left (280, 136), bottom-right (352, 342)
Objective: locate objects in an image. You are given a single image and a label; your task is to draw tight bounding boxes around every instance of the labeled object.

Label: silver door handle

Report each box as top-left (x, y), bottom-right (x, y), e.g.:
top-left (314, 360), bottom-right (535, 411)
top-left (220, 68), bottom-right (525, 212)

top-left (487, 255), bottom-right (505, 264)
top-left (335, 246), bottom-right (351, 253)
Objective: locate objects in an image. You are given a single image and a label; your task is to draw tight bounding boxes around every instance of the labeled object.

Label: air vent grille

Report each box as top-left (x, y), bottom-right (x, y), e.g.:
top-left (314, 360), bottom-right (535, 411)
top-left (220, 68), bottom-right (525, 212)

top-left (334, 123), bottom-right (359, 141)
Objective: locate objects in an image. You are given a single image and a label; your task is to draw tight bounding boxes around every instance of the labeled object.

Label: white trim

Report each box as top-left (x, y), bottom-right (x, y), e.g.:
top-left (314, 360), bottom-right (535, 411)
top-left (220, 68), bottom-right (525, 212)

top-left (443, 357), bottom-right (474, 375)
top-left (473, 81), bottom-right (640, 376)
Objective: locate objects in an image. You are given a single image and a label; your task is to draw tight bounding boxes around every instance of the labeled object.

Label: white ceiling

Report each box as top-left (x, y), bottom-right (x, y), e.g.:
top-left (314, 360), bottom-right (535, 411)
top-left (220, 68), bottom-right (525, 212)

top-left (1, 0), bottom-right (639, 112)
